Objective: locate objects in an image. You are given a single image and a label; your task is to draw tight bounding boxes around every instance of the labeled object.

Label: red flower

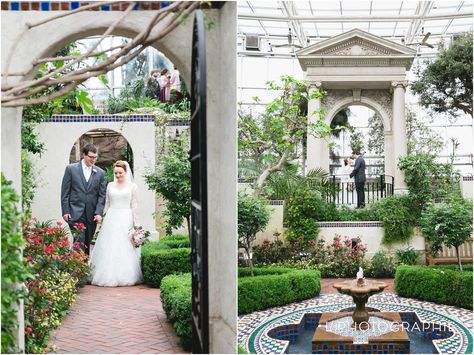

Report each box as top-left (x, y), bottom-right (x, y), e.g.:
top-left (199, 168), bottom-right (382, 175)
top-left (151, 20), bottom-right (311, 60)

top-left (26, 256), bottom-right (33, 261)
top-left (44, 243), bottom-right (55, 255)
top-left (73, 223), bottom-right (86, 232)
top-left (25, 326), bottom-right (33, 334)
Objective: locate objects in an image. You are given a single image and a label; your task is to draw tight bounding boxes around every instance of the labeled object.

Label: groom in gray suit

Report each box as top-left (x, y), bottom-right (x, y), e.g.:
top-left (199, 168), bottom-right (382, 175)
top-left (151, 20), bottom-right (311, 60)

top-left (61, 144), bottom-right (107, 255)
top-left (350, 150), bottom-right (366, 208)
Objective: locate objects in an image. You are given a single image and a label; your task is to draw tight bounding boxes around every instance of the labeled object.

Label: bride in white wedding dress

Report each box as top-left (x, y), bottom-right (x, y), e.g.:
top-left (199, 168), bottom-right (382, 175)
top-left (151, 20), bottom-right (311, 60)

top-left (89, 160), bottom-right (143, 286)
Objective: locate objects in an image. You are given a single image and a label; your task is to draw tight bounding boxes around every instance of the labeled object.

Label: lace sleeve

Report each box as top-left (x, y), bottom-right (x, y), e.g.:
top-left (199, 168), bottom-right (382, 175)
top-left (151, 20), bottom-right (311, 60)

top-left (104, 183), bottom-right (111, 213)
top-left (130, 183), bottom-right (139, 226)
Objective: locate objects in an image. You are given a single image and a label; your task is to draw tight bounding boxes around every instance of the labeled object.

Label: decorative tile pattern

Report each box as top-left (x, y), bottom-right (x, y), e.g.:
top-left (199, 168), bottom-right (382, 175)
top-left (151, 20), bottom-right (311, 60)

top-left (238, 293), bottom-right (473, 354)
top-left (1, 1), bottom-right (169, 11)
top-left (317, 221), bottom-right (383, 228)
top-left (269, 200), bottom-right (285, 206)
top-left (463, 175), bottom-right (473, 181)
top-left (45, 114), bottom-right (190, 126)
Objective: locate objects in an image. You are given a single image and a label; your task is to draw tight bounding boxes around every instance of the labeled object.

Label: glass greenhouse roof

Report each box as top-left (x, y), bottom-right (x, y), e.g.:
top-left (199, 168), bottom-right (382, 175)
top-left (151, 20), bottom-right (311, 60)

top-left (238, 1), bottom-right (473, 57)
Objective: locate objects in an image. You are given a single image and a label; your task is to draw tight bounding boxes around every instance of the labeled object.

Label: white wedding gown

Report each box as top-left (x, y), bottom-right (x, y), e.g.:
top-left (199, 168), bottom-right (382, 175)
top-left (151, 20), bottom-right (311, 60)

top-left (89, 182), bottom-right (143, 286)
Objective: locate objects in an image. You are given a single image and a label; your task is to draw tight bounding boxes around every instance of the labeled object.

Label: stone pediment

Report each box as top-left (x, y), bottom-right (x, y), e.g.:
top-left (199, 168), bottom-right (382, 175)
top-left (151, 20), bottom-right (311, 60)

top-left (297, 29), bottom-right (416, 70)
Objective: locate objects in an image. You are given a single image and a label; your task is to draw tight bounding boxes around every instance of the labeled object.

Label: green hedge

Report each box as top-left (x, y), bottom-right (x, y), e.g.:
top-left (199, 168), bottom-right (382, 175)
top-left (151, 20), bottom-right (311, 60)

top-left (432, 264), bottom-right (473, 272)
top-left (395, 265), bottom-right (473, 309)
top-left (238, 267), bottom-right (321, 314)
top-left (141, 235), bottom-right (190, 287)
top-left (160, 273), bottom-right (192, 349)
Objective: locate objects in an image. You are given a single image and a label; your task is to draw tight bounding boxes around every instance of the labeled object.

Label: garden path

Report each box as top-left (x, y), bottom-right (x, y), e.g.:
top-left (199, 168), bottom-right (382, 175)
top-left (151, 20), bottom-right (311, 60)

top-left (49, 284), bottom-right (187, 354)
top-left (320, 278), bottom-right (395, 294)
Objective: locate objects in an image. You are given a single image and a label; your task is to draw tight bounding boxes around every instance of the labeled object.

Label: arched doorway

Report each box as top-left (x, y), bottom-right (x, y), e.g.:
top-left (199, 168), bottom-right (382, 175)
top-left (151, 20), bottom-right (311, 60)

top-left (69, 128), bottom-right (134, 181)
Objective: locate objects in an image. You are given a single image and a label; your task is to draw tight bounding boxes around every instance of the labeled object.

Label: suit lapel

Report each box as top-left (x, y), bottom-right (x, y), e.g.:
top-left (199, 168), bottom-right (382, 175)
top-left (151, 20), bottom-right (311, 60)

top-left (87, 167), bottom-right (97, 190)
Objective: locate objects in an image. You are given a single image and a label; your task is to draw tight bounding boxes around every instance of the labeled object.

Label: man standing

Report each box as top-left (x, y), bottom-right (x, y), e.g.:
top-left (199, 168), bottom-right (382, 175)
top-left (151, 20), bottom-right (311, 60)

top-left (61, 144), bottom-right (107, 255)
top-left (350, 150), bottom-right (366, 208)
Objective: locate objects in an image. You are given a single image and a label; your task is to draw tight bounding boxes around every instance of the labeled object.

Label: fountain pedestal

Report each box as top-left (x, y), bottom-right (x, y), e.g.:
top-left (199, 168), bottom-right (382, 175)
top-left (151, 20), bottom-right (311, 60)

top-left (312, 312), bottom-right (410, 354)
top-left (311, 278), bottom-right (410, 353)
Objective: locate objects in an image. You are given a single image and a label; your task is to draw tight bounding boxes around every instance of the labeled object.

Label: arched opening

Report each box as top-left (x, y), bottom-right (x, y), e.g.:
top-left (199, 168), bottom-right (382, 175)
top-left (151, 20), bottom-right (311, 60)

top-left (329, 104), bottom-right (385, 177)
top-left (328, 104), bottom-right (390, 205)
top-left (69, 128), bottom-right (134, 182)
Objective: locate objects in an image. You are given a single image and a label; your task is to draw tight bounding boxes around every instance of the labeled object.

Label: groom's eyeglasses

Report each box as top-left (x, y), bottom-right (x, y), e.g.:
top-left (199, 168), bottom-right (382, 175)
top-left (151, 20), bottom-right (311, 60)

top-left (87, 155), bottom-right (98, 160)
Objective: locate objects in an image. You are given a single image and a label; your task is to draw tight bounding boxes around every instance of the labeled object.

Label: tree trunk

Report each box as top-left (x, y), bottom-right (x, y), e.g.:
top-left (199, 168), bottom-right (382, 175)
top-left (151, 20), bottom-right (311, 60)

top-left (186, 215), bottom-right (191, 245)
top-left (256, 150), bottom-right (290, 196)
top-left (455, 245), bottom-right (463, 271)
top-left (245, 245), bottom-right (254, 277)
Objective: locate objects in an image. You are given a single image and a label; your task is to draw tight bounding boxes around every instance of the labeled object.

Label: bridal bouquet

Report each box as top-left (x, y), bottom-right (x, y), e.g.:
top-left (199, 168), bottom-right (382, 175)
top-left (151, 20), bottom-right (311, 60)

top-left (129, 225), bottom-right (150, 248)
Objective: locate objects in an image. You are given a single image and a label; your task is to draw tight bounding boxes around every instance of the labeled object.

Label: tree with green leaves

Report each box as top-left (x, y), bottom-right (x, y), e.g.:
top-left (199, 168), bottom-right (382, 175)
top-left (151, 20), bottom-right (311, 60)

top-left (144, 133), bottom-right (191, 237)
top-left (421, 197), bottom-right (473, 271)
top-left (238, 192), bottom-right (270, 276)
top-left (238, 75), bottom-right (331, 196)
top-left (411, 32), bottom-right (473, 118)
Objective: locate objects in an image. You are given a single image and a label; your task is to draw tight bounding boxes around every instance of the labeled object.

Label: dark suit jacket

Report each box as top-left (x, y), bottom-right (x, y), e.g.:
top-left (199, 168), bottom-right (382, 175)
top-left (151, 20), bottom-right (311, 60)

top-left (350, 156), bottom-right (366, 183)
top-left (60, 162), bottom-right (107, 222)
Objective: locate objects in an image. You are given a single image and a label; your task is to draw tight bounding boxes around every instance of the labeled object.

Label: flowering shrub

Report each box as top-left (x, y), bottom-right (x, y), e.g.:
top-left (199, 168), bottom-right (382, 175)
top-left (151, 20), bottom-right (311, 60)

top-left (253, 239), bottom-right (292, 264)
top-left (23, 220), bottom-right (89, 354)
top-left (316, 235), bottom-right (367, 277)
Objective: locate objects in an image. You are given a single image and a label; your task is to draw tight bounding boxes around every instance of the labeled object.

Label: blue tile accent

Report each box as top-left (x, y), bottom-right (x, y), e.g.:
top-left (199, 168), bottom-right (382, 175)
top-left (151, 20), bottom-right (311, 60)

top-left (11, 2), bottom-right (20, 11)
top-left (133, 2), bottom-right (140, 10)
top-left (100, 5), bottom-right (110, 11)
top-left (41, 2), bottom-right (49, 11)
top-left (71, 2), bottom-right (80, 10)
top-left (161, 1), bottom-right (170, 8)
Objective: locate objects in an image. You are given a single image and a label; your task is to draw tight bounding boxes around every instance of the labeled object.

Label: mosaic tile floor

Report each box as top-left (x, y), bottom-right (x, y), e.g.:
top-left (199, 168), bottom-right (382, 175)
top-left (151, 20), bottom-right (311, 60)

top-left (238, 293), bottom-right (473, 354)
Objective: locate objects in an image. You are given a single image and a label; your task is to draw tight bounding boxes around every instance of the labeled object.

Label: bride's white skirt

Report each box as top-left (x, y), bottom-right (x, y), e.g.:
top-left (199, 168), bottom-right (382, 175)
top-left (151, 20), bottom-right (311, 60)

top-left (89, 208), bottom-right (143, 287)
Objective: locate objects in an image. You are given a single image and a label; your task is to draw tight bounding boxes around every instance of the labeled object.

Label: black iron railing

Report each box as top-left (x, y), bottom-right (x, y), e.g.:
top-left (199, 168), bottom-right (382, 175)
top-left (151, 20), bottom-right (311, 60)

top-left (325, 175), bottom-right (394, 205)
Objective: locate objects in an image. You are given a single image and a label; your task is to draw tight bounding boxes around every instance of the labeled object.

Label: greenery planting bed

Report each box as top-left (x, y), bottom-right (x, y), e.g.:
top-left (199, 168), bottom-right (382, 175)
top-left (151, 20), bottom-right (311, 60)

top-left (395, 265), bottom-right (473, 310)
top-left (238, 267), bottom-right (321, 315)
top-left (141, 235), bottom-right (190, 287)
top-left (160, 273), bottom-right (192, 349)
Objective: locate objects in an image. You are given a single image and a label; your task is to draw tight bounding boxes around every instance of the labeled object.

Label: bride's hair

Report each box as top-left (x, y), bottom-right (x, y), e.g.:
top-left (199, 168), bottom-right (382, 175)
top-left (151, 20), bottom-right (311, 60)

top-left (113, 160), bottom-right (127, 172)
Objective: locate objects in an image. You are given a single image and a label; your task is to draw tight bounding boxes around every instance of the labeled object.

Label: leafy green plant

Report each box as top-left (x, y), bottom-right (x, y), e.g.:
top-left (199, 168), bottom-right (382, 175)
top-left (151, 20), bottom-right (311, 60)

top-left (238, 267), bottom-right (320, 314)
top-left (395, 247), bottom-right (421, 265)
top-left (285, 189), bottom-right (337, 251)
top-left (374, 195), bottom-right (416, 244)
top-left (420, 197), bottom-right (473, 271)
top-left (160, 273), bottom-right (192, 349)
top-left (364, 251), bottom-right (397, 278)
top-left (144, 133), bottom-right (191, 236)
top-left (411, 32), bottom-right (472, 118)
top-left (1, 175), bottom-right (29, 354)
top-left (238, 192), bottom-right (270, 276)
top-left (336, 205), bottom-right (379, 221)
top-left (398, 153), bottom-right (458, 215)
top-left (395, 265), bottom-right (473, 309)
top-left (238, 75), bottom-right (331, 195)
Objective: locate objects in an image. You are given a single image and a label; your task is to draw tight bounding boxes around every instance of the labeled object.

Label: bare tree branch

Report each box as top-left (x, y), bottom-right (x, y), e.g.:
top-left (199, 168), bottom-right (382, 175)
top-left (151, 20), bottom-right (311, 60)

top-left (1, 1), bottom-right (199, 106)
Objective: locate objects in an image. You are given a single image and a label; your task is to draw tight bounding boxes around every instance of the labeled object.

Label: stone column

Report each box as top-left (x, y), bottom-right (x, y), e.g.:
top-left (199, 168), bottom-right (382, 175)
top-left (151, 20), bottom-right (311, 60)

top-left (205, 4), bottom-right (236, 353)
top-left (391, 81), bottom-right (408, 192)
top-left (306, 82), bottom-right (330, 173)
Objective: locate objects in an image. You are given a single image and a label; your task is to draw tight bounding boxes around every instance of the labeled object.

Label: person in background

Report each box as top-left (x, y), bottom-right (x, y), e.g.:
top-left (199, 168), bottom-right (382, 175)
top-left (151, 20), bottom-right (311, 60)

top-left (146, 69), bottom-right (160, 99)
top-left (349, 150), bottom-right (366, 208)
top-left (158, 68), bottom-right (171, 103)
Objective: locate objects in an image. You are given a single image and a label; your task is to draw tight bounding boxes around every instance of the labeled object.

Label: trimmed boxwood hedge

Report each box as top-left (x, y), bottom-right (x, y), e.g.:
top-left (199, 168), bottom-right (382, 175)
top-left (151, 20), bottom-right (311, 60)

top-left (238, 267), bottom-right (321, 315)
top-left (395, 265), bottom-right (473, 310)
top-left (141, 235), bottom-right (190, 287)
top-left (160, 273), bottom-right (192, 349)
top-left (431, 264), bottom-right (473, 272)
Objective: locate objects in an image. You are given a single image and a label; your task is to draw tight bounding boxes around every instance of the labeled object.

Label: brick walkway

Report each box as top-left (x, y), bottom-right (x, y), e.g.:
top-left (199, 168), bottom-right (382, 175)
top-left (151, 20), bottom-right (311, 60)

top-left (320, 278), bottom-right (395, 294)
top-left (50, 285), bottom-right (188, 354)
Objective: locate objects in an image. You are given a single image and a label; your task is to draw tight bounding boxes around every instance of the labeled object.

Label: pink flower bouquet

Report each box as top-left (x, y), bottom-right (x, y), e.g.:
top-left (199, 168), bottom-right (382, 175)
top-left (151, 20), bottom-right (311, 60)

top-left (129, 225), bottom-right (150, 248)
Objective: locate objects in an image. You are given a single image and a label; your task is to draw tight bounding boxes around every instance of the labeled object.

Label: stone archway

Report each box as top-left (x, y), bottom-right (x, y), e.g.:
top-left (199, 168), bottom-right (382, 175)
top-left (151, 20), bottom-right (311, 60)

top-left (2, 4), bottom-right (237, 353)
top-left (30, 117), bottom-right (157, 238)
top-left (323, 90), bottom-right (394, 178)
top-left (297, 29), bottom-right (416, 192)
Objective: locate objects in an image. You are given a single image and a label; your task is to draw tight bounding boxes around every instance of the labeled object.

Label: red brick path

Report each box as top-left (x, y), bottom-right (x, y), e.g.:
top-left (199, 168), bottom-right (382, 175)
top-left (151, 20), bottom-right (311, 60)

top-left (50, 285), bottom-right (188, 354)
top-left (320, 278), bottom-right (395, 294)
